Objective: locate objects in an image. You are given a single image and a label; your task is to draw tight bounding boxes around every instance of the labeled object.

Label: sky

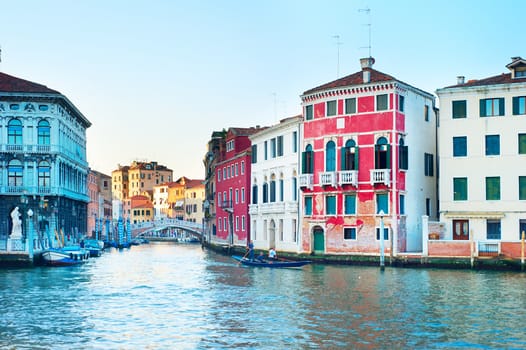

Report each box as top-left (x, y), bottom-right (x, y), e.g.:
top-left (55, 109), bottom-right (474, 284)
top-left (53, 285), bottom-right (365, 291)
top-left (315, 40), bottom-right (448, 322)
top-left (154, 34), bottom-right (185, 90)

top-left (1, 0), bottom-right (524, 179)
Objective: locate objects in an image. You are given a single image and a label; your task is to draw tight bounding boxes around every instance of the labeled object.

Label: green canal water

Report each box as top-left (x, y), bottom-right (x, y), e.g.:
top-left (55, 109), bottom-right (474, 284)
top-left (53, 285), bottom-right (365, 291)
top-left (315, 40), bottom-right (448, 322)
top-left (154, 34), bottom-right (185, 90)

top-left (1, 242), bottom-right (525, 349)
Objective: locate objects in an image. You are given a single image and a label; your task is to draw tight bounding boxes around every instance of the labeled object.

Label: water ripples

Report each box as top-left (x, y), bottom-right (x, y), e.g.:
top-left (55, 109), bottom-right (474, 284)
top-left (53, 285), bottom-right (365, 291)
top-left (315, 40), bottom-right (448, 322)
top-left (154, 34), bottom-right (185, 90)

top-left (2, 244), bottom-right (526, 349)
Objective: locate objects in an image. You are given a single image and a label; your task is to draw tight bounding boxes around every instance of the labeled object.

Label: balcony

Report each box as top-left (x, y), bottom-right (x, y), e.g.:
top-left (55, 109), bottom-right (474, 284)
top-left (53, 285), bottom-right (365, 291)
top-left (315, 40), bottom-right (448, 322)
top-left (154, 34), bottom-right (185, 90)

top-left (299, 174), bottom-right (313, 190)
top-left (370, 169), bottom-right (391, 186)
top-left (249, 204), bottom-right (258, 215)
top-left (319, 172), bottom-right (337, 187)
top-left (338, 170), bottom-right (358, 187)
top-left (219, 200), bottom-right (233, 212)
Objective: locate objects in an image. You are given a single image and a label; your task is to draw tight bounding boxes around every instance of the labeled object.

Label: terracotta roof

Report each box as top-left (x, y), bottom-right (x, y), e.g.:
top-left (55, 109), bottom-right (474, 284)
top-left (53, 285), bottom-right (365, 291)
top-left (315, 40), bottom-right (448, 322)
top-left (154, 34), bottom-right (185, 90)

top-left (186, 179), bottom-right (204, 188)
top-left (302, 68), bottom-right (396, 95)
top-left (0, 72), bottom-right (60, 94)
top-left (442, 73), bottom-right (526, 89)
top-left (229, 126), bottom-right (267, 136)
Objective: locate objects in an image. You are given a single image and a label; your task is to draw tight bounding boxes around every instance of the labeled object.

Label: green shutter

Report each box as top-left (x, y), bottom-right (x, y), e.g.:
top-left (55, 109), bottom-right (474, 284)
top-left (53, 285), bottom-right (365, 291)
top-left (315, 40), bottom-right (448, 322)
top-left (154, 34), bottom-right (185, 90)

top-left (386, 145), bottom-right (391, 169)
top-left (341, 147), bottom-right (347, 170)
top-left (354, 147), bottom-right (359, 171)
top-left (513, 97), bottom-right (519, 115)
top-left (301, 151), bottom-right (307, 173)
top-left (499, 98), bottom-right (505, 116)
top-left (480, 99), bottom-right (486, 117)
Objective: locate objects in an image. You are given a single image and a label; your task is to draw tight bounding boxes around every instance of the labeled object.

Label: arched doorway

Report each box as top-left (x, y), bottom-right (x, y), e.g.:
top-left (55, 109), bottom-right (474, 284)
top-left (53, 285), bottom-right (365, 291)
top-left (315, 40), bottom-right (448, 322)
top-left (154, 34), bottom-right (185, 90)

top-left (312, 225), bottom-right (325, 254)
top-left (269, 219), bottom-right (276, 248)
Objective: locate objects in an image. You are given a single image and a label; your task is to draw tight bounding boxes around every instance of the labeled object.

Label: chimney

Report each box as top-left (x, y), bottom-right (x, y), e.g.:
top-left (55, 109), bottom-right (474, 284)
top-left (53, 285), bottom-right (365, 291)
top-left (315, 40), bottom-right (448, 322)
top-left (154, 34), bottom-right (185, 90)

top-left (360, 57), bottom-right (375, 83)
top-left (457, 76), bottom-right (465, 85)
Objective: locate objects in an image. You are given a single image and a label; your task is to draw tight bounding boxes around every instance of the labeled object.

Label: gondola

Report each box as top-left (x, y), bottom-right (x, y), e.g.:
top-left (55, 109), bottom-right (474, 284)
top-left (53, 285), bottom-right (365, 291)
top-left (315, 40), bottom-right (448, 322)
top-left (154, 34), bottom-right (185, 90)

top-left (232, 255), bottom-right (311, 268)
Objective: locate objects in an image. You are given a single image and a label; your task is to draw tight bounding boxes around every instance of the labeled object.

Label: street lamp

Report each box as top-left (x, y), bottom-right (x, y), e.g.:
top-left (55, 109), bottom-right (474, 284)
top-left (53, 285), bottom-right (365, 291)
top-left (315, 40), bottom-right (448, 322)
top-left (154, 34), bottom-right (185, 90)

top-left (378, 210), bottom-right (385, 270)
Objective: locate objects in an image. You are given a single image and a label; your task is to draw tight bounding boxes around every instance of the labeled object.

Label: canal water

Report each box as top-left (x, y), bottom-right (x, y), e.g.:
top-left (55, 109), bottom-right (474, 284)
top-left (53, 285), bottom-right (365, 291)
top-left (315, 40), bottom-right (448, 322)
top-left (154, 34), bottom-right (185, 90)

top-left (1, 243), bottom-right (526, 350)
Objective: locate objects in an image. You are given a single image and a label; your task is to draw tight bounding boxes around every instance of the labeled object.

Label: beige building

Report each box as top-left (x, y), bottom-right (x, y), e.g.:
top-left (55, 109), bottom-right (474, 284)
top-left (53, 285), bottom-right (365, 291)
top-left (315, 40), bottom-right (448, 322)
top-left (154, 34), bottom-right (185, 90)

top-left (112, 160), bottom-right (172, 201)
top-left (185, 179), bottom-right (205, 224)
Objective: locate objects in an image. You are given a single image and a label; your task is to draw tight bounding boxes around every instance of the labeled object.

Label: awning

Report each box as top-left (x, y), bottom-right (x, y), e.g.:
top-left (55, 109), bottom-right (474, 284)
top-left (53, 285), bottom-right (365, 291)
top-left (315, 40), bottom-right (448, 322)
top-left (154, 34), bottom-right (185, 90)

top-left (442, 211), bottom-right (505, 219)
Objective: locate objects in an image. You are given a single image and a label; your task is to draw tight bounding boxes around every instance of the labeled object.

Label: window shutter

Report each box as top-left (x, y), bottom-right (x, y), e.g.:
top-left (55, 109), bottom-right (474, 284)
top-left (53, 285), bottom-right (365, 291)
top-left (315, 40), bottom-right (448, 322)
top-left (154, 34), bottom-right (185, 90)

top-left (354, 147), bottom-right (359, 171)
top-left (341, 147), bottom-right (347, 170)
top-left (513, 97), bottom-right (519, 115)
top-left (479, 99), bottom-right (486, 117)
top-left (499, 98), bottom-right (505, 116)
top-left (301, 151), bottom-right (307, 173)
top-left (386, 145), bottom-right (391, 169)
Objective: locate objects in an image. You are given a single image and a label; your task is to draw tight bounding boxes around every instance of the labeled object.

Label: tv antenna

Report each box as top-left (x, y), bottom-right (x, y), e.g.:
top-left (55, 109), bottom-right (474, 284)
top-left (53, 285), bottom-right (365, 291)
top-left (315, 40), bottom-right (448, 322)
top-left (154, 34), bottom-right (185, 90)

top-left (358, 7), bottom-right (372, 57)
top-left (332, 35), bottom-right (343, 78)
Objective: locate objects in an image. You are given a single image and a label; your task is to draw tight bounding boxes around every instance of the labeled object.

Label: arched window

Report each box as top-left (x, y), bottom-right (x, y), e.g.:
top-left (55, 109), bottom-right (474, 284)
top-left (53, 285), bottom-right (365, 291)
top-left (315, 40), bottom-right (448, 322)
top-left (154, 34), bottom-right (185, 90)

top-left (38, 120), bottom-right (51, 145)
top-left (375, 137), bottom-right (391, 169)
top-left (38, 161), bottom-right (51, 187)
top-left (399, 138), bottom-right (408, 170)
top-left (8, 119), bottom-right (23, 144)
top-left (302, 144), bottom-right (314, 174)
top-left (262, 182), bottom-right (268, 203)
top-left (270, 174), bottom-right (276, 203)
top-left (8, 159), bottom-right (23, 186)
top-left (326, 141), bottom-right (336, 171)
top-left (341, 139), bottom-right (359, 170)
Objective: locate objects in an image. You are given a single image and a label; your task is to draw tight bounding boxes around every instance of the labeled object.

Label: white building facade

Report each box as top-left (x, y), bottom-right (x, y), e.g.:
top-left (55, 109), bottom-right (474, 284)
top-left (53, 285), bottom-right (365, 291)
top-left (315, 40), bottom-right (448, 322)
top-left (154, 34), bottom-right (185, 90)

top-left (248, 116), bottom-right (302, 252)
top-left (436, 57), bottom-right (526, 243)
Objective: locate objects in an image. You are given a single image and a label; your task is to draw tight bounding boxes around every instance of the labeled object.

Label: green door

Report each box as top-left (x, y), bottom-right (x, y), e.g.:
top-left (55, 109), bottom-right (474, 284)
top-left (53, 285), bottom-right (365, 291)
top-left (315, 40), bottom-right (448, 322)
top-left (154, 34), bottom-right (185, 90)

top-left (313, 227), bottom-right (325, 253)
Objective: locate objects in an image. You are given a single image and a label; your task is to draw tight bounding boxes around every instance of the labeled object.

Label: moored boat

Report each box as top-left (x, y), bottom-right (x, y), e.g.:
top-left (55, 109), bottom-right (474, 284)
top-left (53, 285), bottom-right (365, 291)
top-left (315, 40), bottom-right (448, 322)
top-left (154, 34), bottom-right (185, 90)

top-left (41, 248), bottom-right (90, 266)
top-left (232, 255), bottom-right (311, 268)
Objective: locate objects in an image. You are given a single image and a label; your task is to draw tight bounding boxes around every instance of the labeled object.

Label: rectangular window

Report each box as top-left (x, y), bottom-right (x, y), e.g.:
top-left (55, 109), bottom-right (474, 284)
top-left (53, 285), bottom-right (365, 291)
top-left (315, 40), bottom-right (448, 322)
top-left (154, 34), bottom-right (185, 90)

top-left (454, 177), bottom-right (468, 201)
top-left (519, 134), bottom-right (526, 154)
top-left (252, 185), bottom-right (258, 204)
top-left (345, 98), bottom-right (356, 114)
top-left (235, 189), bottom-right (239, 204)
top-left (292, 131), bottom-right (298, 153)
top-left (452, 100), bottom-right (467, 118)
top-left (424, 153), bottom-right (434, 176)
top-left (235, 216), bottom-right (239, 231)
top-left (279, 179), bottom-right (284, 202)
top-left (377, 94), bottom-right (388, 111)
top-left (326, 195), bottom-right (336, 215)
top-left (241, 188), bottom-right (245, 203)
top-left (486, 220), bottom-right (501, 240)
top-left (519, 176), bottom-right (526, 200)
top-left (344, 194), bottom-right (356, 215)
top-left (292, 219), bottom-right (297, 242)
top-left (480, 98), bottom-right (505, 117)
top-left (513, 96), bottom-right (526, 115)
top-left (376, 193), bottom-right (388, 214)
top-left (485, 135), bottom-right (500, 156)
top-left (277, 135), bottom-right (283, 156)
top-left (242, 216), bottom-right (246, 231)
top-left (305, 196), bottom-right (313, 215)
top-left (519, 219), bottom-right (526, 240)
top-left (344, 227), bottom-right (356, 240)
top-left (400, 194), bottom-right (405, 215)
top-left (264, 140), bottom-right (268, 160)
top-left (486, 177), bottom-right (500, 200)
top-left (270, 138), bottom-right (276, 158)
top-left (292, 177), bottom-right (297, 201)
top-left (305, 105), bottom-right (313, 120)
top-left (376, 227), bottom-right (389, 240)
top-left (241, 161), bottom-right (245, 175)
top-left (218, 218), bottom-right (222, 231)
top-left (424, 105), bottom-right (429, 121)
top-left (327, 100), bottom-right (337, 116)
top-left (453, 136), bottom-right (467, 157)
top-left (399, 95), bottom-right (405, 112)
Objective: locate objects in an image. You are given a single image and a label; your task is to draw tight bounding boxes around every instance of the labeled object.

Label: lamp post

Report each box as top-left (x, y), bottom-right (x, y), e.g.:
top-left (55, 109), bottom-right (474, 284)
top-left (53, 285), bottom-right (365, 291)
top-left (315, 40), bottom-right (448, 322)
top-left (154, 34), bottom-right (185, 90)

top-left (27, 209), bottom-right (34, 259)
top-left (379, 210), bottom-right (385, 270)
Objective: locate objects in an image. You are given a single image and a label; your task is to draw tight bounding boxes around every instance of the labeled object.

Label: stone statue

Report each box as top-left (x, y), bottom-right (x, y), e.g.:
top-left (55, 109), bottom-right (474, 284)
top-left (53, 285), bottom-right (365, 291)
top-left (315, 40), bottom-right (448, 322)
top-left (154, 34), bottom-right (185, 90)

top-left (10, 207), bottom-right (22, 239)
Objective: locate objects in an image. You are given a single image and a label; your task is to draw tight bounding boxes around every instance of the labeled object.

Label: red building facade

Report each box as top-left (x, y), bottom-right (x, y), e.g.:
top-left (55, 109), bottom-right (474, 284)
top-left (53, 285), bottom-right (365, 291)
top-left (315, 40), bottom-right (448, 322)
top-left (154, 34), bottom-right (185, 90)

top-left (215, 127), bottom-right (260, 245)
top-left (299, 57), bottom-right (437, 256)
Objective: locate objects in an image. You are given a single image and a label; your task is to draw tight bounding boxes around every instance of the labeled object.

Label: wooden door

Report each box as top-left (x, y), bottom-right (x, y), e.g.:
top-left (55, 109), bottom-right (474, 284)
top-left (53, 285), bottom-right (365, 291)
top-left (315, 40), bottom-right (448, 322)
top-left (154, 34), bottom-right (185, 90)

top-left (313, 227), bottom-right (325, 253)
top-left (453, 220), bottom-right (469, 240)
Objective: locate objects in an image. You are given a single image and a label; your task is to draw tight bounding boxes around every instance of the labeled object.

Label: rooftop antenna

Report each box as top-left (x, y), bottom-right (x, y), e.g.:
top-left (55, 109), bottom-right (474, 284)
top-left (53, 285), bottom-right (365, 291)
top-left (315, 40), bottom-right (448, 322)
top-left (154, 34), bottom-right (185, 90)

top-left (358, 7), bottom-right (372, 57)
top-left (332, 35), bottom-right (343, 78)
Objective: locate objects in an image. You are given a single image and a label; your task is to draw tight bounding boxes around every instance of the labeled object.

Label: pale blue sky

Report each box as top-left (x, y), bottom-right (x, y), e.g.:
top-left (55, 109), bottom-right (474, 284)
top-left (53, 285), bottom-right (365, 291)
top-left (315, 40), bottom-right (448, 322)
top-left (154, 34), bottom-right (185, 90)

top-left (1, 0), bottom-right (523, 178)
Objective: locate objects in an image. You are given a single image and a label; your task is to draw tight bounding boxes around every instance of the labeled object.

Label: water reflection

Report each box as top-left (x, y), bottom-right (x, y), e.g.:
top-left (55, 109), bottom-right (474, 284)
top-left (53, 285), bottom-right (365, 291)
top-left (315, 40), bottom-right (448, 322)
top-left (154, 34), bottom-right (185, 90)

top-left (1, 243), bottom-right (526, 349)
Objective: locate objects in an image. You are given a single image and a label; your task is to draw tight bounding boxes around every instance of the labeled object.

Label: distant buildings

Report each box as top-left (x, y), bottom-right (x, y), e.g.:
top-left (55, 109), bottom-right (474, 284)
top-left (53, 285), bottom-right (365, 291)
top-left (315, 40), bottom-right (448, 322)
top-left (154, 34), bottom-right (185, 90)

top-left (87, 169), bottom-right (112, 236)
top-left (0, 71), bottom-right (91, 238)
top-left (436, 56), bottom-right (526, 243)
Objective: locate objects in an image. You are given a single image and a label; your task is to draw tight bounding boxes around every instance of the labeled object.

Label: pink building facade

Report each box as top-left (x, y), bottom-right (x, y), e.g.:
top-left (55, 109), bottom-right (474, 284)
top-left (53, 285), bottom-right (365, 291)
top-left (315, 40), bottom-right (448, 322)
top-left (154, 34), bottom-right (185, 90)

top-left (299, 58), bottom-right (437, 256)
top-left (215, 127), bottom-right (260, 245)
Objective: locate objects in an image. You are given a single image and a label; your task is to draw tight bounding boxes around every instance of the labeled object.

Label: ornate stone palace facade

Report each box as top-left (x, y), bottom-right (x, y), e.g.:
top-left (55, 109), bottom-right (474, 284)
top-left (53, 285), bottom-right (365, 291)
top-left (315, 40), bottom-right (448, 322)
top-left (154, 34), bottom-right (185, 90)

top-left (0, 72), bottom-right (91, 239)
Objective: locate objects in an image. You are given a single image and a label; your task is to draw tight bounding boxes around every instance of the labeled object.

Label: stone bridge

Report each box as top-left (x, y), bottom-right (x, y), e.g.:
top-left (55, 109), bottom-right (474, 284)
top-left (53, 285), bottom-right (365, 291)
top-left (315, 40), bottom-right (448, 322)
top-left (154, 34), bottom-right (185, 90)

top-left (131, 219), bottom-right (204, 239)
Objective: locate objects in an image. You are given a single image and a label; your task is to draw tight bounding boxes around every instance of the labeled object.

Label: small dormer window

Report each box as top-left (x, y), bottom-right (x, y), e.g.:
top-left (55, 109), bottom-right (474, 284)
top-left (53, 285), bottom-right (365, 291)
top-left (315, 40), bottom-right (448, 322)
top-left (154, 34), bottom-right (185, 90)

top-left (506, 57), bottom-right (526, 79)
top-left (516, 69), bottom-right (526, 78)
